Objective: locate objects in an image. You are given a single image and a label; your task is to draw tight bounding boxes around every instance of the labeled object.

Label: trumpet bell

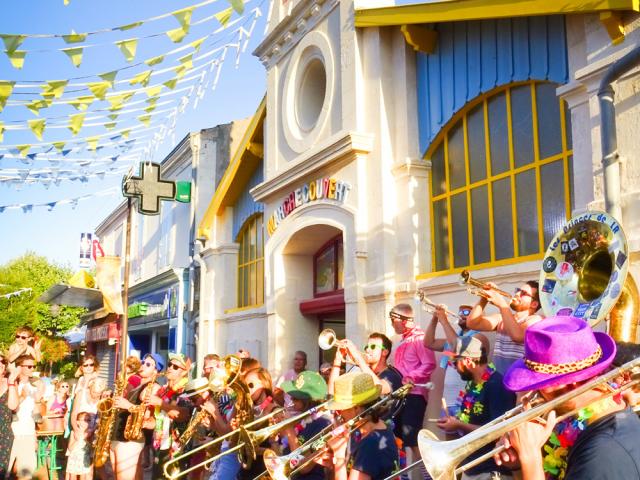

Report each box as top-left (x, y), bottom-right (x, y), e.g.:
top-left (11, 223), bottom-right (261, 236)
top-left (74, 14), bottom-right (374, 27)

top-left (318, 328), bottom-right (337, 350)
top-left (264, 449), bottom-right (290, 480)
top-left (417, 429), bottom-right (459, 480)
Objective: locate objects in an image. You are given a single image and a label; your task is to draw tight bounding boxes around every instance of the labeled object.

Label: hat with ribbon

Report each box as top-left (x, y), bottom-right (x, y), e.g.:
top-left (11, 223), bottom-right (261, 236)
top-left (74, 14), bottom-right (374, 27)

top-left (503, 316), bottom-right (616, 392)
top-left (326, 372), bottom-right (381, 411)
top-left (184, 377), bottom-right (211, 398)
top-left (281, 371), bottom-right (328, 401)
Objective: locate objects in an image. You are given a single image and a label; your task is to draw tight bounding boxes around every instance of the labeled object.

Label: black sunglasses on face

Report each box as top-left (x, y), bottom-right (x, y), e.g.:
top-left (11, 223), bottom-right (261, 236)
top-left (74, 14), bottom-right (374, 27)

top-left (22, 364), bottom-right (35, 369)
top-left (83, 363), bottom-right (94, 367)
top-left (169, 363), bottom-right (183, 371)
top-left (514, 288), bottom-right (533, 298)
top-left (143, 361), bottom-right (155, 368)
top-left (15, 335), bottom-right (30, 340)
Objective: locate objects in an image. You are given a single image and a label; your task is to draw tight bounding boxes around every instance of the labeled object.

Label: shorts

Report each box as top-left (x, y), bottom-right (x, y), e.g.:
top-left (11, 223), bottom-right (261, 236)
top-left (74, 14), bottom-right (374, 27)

top-left (398, 394), bottom-right (427, 447)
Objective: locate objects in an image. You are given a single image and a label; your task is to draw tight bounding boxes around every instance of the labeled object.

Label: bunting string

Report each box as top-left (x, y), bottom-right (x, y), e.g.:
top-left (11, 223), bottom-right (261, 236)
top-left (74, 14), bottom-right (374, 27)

top-left (0, 186), bottom-right (120, 213)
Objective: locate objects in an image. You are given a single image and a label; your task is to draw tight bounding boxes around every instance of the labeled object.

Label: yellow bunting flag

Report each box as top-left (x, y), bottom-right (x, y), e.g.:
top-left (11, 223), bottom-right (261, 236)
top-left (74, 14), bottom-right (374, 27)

top-left (129, 70), bottom-right (152, 87)
top-left (28, 119), bottom-right (46, 140)
top-left (26, 100), bottom-right (49, 116)
top-left (138, 114), bottom-right (152, 127)
top-left (145, 85), bottom-right (162, 98)
top-left (190, 37), bottom-right (206, 52)
top-left (7, 50), bottom-right (26, 69)
top-left (163, 78), bottom-right (178, 90)
top-left (0, 81), bottom-right (15, 112)
top-left (62, 46), bottom-right (84, 67)
top-left (174, 65), bottom-right (187, 81)
top-left (53, 141), bottom-right (65, 152)
top-left (87, 81), bottom-right (111, 100)
top-left (99, 71), bottom-right (118, 88)
top-left (116, 38), bottom-right (138, 62)
top-left (173, 7), bottom-right (194, 29)
top-left (68, 113), bottom-right (86, 135)
top-left (145, 54), bottom-right (165, 67)
top-left (64, 0), bottom-right (70, 5)
top-left (228, 0), bottom-right (245, 15)
top-left (179, 53), bottom-right (193, 71)
top-left (104, 122), bottom-right (117, 130)
top-left (68, 95), bottom-right (94, 111)
top-left (41, 80), bottom-right (68, 99)
top-left (17, 145), bottom-right (31, 157)
top-left (121, 129), bottom-right (131, 139)
top-left (117, 21), bottom-right (143, 31)
top-left (144, 103), bottom-right (157, 113)
top-left (1, 34), bottom-right (26, 53)
top-left (108, 114), bottom-right (119, 121)
top-left (86, 135), bottom-right (99, 151)
top-left (62, 30), bottom-right (87, 44)
top-left (0, 122), bottom-right (4, 142)
top-left (106, 92), bottom-right (134, 111)
top-left (166, 27), bottom-right (189, 43)
top-left (214, 7), bottom-right (233, 27)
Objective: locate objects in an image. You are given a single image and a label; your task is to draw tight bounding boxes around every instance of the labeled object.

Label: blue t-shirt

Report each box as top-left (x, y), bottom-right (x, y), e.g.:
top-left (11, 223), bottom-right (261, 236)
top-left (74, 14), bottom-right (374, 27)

top-left (350, 426), bottom-right (399, 480)
top-left (289, 416), bottom-right (331, 480)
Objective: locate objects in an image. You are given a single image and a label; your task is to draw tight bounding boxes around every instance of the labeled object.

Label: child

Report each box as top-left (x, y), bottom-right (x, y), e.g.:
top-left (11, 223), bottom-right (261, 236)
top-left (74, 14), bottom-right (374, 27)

top-left (65, 412), bottom-right (94, 480)
top-left (8, 326), bottom-right (42, 364)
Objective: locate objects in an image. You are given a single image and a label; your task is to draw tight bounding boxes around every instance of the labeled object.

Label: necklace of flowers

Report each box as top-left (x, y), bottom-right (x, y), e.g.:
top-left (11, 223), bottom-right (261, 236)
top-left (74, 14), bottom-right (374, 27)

top-left (455, 363), bottom-right (496, 424)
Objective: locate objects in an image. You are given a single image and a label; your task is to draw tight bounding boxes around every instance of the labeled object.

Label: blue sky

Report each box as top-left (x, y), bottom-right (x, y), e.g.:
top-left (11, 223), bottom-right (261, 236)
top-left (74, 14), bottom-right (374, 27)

top-left (0, 0), bottom-right (267, 268)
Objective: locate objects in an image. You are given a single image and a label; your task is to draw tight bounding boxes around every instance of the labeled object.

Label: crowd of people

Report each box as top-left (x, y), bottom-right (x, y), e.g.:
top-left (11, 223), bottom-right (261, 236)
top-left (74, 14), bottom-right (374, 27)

top-left (0, 278), bottom-right (639, 480)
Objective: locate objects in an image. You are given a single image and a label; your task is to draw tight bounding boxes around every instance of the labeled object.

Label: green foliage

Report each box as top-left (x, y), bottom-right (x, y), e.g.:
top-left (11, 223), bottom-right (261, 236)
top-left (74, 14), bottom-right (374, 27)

top-left (58, 361), bottom-right (78, 379)
top-left (0, 252), bottom-right (86, 350)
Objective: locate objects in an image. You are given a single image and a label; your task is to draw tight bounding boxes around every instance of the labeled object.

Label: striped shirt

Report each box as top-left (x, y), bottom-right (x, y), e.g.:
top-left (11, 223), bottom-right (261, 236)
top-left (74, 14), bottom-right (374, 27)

top-left (492, 331), bottom-right (524, 374)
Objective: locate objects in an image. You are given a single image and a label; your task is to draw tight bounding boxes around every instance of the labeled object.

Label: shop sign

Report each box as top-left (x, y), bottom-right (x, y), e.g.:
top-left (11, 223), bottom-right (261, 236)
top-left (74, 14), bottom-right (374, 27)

top-left (129, 286), bottom-right (178, 321)
top-left (86, 322), bottom-right (119, 342)
top-left (267, 177), bottom-right (351, 235)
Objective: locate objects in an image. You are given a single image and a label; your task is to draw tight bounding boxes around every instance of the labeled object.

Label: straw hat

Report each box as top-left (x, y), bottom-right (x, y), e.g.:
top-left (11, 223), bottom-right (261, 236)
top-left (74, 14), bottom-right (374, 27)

top-left (326, 372), bottom-right (381, 411)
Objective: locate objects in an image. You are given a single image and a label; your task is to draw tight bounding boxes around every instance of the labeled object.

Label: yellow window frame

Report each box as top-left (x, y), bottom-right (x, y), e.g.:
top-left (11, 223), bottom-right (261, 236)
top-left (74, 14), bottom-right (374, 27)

top-left (234, 213), bottom-right (265, 309)
top-left (420, 81), bottom-right (573, 280)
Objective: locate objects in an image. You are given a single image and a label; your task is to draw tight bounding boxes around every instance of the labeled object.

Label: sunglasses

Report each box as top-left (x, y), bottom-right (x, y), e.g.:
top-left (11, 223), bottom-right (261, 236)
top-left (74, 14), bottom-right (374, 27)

top-left (83, 363), bottom-right (95, 367)
top-left (364, 344), bottom-right (386, 351)
top-left (15, 335), bottom-right (30, 340)
top-left (22, 364), bottom-right (35, 369)
top-left (514, 288), bottom-right (532, 298)
top-left (60, 385), bottom-right (70, 388)
top-left (459, 309), bottom-right (471, 316)
top-left (389, 312), bottom-right (412, 322)
top-left (169, 363), bottom-right (184, 371)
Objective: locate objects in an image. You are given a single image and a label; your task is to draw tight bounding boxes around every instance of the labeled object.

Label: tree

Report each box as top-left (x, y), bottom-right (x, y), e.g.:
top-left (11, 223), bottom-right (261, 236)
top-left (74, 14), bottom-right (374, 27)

top-left (0, 252), bottom-right (86, 350)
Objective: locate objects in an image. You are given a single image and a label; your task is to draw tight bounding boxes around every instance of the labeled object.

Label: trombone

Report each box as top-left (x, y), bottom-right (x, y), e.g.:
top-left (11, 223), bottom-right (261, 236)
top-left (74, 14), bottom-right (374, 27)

top-left (415, 290), bottom-right (463, 321)
top-left (459, 269), bottom-right (512, 300)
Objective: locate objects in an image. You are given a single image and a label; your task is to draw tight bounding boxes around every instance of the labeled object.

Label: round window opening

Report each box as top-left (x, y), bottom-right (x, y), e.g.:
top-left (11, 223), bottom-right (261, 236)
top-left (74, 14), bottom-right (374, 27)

top-left (295, 56), bottom-right (327, 132)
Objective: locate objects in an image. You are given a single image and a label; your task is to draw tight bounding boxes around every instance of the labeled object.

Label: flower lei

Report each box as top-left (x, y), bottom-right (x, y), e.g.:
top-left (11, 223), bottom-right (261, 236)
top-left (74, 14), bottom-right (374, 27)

top-left (455, 363), bottom-right (496, 424)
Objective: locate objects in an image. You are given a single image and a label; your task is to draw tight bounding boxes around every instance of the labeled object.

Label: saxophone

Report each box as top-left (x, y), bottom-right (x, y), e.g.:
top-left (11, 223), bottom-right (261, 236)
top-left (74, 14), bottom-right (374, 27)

top-left (94, 372), bottom-right (126, 468)
top-left (124, 372), bottom-right (158, 441)
top-left (175, 408), bottom-right (210, 453)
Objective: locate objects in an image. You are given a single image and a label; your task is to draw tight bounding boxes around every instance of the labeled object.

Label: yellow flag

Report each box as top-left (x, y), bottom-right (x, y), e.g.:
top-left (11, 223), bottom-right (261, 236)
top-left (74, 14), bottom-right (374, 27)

top-left (179, 53), bottom-right (193, 71)
top-left (86, 135), bottom-right (99, 151)
top-left (107, 92), bottom-right (134, 111)
top-left (99, 71), bottom-right (118, 87)
top-left (1, 34), bottom-right (25, 53)
top-left (190, 37), bottom-right (206, 52)
top-left (173, 7), bottom-right (194, 29)
top-left (0, 122), bottom-right (4, 142)
top-left (17, 145), bottom-right (31, 157)
top-left (68, 113), bottom-right (86, 135)
top-left (138, 114), bottom-right (152, 127)
top-left (116, 38), bottom-right (138, 62)
top-left (64, 0), bottom-right (70, 5)
top-left (228, 0), bottom-right (245, 15)
top-left (214, 8), bottom-right (233, 27)
top-left (163, 78), bottom-right (178, 90)
top-left (104, 122), bottom-right (117, 130)
top-left (53, 141), bottom-right (65, 152)
top-left (28, 119), bottom-right (46, 140)
top-left (166, 27), bottom-right (189, 43)
top-left (62, 46), bottom-right (84, 67)
top-left (144, 103), bottom-right (157, 113)
top-left (0, 81), bottom-right (15, 112)
top-left (108, 113), bottom-right (119, 121)
top-left (129, 70), bottom-right (152, 87)
top-left (62, 30), bottom-right (87, 44)
top-left (117, 21), bottom-right (143, 31)
top-left (41, 80), bottom-right (68, 99)
top-left (7, 50), bottom-right (26, 69)
top-left (145, 54), bottom-right (165, 67)
top-left (87, 81), bottom-right (111, 100)
top-left (174, 65), bottom-right (187, 81)
top-left (121, 129), bottom-right (131, 139)
top-left (68, 95), bottom-right (94, 110)
top-left (145, 85), bottom-right (162, 98)
top-left (26, 100), bottom-right (49, 116)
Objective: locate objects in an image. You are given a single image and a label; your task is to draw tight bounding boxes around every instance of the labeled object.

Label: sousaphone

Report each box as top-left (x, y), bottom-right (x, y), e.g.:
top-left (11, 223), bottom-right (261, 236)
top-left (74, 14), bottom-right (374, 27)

top-left (539, 211), bottom-right (639, 341)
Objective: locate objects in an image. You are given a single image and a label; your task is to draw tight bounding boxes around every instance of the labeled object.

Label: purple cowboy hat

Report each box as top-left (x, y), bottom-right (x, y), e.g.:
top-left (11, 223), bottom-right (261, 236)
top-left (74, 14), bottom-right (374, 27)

top-left (503, 316), bottom-right (616, 392)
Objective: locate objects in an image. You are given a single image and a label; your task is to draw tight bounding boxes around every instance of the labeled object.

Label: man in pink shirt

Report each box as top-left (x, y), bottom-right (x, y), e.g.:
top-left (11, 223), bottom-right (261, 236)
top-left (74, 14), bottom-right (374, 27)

top-left (390, 303), bottom-right (436, 473)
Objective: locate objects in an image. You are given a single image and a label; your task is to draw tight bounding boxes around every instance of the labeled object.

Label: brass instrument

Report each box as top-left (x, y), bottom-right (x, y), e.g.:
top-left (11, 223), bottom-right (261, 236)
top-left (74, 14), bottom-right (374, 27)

top-left (175, 407), bottom-right (210, 452)
top-left (318, 328), bottom-right (339, 351)
top-left (93, 372), bottom-right (126, 468)
top-left (124, 372), bottom-right (161, 441)
top-left (459, 269), bottom-right (512, 300)
top-left (416, 290), bottom-right (462, 320)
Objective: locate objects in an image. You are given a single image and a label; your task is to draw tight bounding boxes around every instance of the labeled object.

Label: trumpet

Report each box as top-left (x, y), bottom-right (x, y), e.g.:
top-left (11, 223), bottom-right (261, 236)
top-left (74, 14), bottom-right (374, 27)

top-left (318, 329), bottom-right (362, 365)
top-left (459, 269), bottom-right (512, 300)
top-left (415, 290), bottom-right (462, 320)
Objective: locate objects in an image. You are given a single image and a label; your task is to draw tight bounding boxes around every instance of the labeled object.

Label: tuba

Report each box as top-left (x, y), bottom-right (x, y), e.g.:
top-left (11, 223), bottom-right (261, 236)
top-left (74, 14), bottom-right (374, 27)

top-left (539, 211), bottom-right (639, 341)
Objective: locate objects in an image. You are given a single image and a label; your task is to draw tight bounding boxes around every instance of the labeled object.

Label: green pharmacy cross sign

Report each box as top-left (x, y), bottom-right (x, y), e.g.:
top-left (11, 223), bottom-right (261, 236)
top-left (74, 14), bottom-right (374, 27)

top-left (122, 162), bottom-right (176, 215)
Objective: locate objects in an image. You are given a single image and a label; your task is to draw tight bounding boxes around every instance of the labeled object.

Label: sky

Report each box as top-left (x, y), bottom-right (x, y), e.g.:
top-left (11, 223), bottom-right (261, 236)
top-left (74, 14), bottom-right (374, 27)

top-left (0, 0), bottom-right (268, 269)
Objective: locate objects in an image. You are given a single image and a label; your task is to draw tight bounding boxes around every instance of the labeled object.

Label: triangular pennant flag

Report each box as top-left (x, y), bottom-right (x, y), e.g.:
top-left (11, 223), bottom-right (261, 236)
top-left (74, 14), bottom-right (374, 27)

top-left (61, 149), bottom-right (71, 156)
top-left (166, 26), bottom-right (189, 43)
top-left (108, 113), bottom-right (119, 121)
top-left (144, 103), bottom-right (157, 113)
top-left (163, 78), bottom-right (178, 90)
top-left (62, 30), bottom-right (87, 44)
top-left (214, 7), bottom-right (233, 27)
top-left (145, 54), bottom-right (164, 67)
top-left (117, 21), bottom-right (143, 31)
top-left (68, 113), bottom-right (85, 135)
top-left (53, 141), bottom-right (65, 153)
top-left (26, 153), bottom-right (37, 161)
top-left (0, 81), bottom-right (15, 112)
top-left (62, 46), bottom-right (84, 67)
top-left (63, 0), bottom-right (70, 5)
top-left (138, 114), bottom-right (152, 127)
top-left (86, 136), bottom-right (99, 151)
top-left (129, 70), bottom-right (152, 87)
top-left (28, 119), bottom-right (46, 140)
top-left (26, 100), bottom-right (49, 116)
top-left (174, 65), bottom-right (188, 81)
top-left (115, 38), bottom-right (138, 62)
top-left (41, 80), bottom-right (68, 99)
top-left (6, 50), bottom-right (26, 69)
top-left (106, 92), bottom-right (134, 111)
top-left (228, 0), bottom-right (245, 15)
top-left (87, 81), bottom-right (111, 100)
top-left (146, 96), bottom-right (158, 106)
top-left (98, 71), bottom-right (118, 87)
top-left (47, 202), bottom-right (57, 211)
top-left (22, 205), bottom-right (33, 214)
top-left (104, 122), bottom-right (117, 130)
top-left (1, 34), bottom-right (26, 53)
top-left (173, 7), bottom-right (194, 29)
top-left (179, 53), bottom-right (193, 71)
top-left (68, 95), bottom-right (94, 110)
top-left (17, 145), bottom-right (31, 157)
top-left (121, 129), bottom-right (131, 139)
top-left (190, 37), bottom-right (206, 52)
top-left (0, 122), bottom-right (4, 142)
top-left (145, 85), bottom-right (163, 97)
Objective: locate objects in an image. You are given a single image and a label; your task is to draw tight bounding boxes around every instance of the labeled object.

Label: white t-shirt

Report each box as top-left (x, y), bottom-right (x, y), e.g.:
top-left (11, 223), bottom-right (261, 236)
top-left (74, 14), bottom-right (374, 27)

top-left (12, 382), bottom-right (37, 436)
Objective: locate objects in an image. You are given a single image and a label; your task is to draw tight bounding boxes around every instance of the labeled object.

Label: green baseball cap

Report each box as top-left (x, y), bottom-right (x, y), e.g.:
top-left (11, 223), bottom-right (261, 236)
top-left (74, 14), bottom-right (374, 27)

top-left (281, 371), bottom-right (327, 401)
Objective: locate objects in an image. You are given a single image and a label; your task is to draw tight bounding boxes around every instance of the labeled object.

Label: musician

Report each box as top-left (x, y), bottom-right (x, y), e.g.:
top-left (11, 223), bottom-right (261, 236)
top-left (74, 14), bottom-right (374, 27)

top-left (436, 337), bottom-right (515, 479)
top-left (111, 353), bottom-right (163, 480)
top-left (326, 372), bottom-right (399, 480)
top-left (466, 280), bottom-right (543, 374)
top-left (389, 303), bottom-right (436, 470)
top-left (424, 304), bottom-right (489, 416)
top-left (495, 317), bottom-right (640, 480)
top-left (202, 353), bottom-right (220, 379)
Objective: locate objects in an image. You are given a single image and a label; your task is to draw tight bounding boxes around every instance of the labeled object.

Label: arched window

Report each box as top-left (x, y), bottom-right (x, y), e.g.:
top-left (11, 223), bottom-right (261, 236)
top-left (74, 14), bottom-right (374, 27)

top-left (429, 81), bottom-right (573, 274)
top-left (236, 214), bottom-right (264, 308)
